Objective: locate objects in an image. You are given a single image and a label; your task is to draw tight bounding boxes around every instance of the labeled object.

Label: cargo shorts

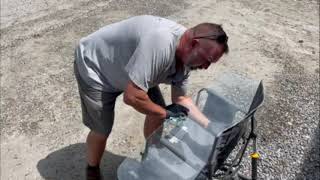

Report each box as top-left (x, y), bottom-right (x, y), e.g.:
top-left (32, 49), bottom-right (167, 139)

top-left (74, 61), bottom-right (166, 137)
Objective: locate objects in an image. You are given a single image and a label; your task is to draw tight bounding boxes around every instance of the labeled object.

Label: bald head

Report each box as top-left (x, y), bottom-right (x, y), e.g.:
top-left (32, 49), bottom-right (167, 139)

top-left (175, 23), bottom-right (229, 71)
top-left (191, 23), bottom-right (229, 54)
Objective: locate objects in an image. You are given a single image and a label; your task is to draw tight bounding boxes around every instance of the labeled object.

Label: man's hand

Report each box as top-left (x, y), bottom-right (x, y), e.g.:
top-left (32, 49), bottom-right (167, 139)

top-left (172, 96), bottom-right (210, 128)
top-left (165, 103), bottom-right (189, 119)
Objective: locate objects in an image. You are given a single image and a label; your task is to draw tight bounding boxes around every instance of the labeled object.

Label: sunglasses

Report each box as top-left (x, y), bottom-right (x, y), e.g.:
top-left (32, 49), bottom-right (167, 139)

top-left (193, 33), bottom-right (229, 44)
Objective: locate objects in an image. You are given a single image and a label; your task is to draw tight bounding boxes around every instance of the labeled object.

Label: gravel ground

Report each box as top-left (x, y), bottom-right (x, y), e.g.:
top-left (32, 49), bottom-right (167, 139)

top-left (1, 0), bottom-right (319, 179)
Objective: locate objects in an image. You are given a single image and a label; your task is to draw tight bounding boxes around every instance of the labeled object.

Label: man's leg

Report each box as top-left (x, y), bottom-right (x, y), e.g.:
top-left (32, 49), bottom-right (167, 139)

top-left (144, 86), bottom-right (166, 138)
top-left (77, 87), bottom-right (119, 179)
top-left (86, 131), bottom-right (108, 166)
top-left (81, 90), bottom-right (119, 168)
top-left (85, 131), bottom-right (107, 180)
top-left (74, 60), bottom-right (119, 179)
top-left (81, 91), bottom-right (118, 180)
top-left (144, 115), bottom-right (164, 138)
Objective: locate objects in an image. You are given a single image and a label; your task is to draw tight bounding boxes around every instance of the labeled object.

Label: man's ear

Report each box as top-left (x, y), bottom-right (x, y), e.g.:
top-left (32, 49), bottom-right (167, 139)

top-left (191, 39), bottom-right (199, 48)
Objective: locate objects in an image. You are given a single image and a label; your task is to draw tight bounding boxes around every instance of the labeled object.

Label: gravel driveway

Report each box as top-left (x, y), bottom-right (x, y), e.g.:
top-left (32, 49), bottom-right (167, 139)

top-left (1, 0), bottom-right (319, 179)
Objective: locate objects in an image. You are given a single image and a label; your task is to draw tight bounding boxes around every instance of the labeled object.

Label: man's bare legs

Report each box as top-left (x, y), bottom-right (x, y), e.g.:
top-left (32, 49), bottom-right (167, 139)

top-left (86, 131), bottom-right (108, 166)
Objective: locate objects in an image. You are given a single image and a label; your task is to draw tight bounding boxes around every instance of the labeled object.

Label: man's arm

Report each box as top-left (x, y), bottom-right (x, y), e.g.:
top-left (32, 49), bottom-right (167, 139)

top-left (171, 79), bottom-right (211, 127)
top-left (172, 95), bottom-right (210, 128)
top-left (123, 80), bottom-right (167, 119)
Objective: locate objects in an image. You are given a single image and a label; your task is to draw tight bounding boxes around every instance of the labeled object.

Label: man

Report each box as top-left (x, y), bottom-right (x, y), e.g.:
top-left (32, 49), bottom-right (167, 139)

top-left (74, 15), bottom-right (228, 180)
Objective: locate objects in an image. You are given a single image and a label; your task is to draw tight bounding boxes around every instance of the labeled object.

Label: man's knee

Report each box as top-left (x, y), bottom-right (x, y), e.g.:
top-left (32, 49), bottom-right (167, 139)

top-left (144, 115), bottom-right (164, 138)
top-left (87, 130), bottom-right (108, 142)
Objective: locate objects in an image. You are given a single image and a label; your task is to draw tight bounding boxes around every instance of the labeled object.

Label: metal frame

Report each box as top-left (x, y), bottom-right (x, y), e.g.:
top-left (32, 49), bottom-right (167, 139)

top-left (118, 77), bottom-right (264, 180)
top-left (194, 83), bottom-right (263, 180)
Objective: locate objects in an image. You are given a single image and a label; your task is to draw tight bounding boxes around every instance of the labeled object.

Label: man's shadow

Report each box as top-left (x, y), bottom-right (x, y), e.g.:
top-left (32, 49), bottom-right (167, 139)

top-left (37, 143), bottom-right (126, 180)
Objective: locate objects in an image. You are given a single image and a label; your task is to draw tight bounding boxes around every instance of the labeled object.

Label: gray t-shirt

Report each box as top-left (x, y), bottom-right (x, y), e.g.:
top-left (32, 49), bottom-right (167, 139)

top-left (75, 15), bottom-right (189, 94)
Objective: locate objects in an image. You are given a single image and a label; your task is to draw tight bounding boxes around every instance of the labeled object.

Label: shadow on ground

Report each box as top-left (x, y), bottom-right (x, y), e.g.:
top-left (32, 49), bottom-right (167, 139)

top-left (37, 143), bottom-right (126, 180)
top-left (296, 122), bottom-right (320, 179)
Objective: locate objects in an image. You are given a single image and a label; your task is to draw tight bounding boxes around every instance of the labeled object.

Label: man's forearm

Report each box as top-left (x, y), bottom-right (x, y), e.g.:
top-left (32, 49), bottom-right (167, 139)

top-left (126, 93), bottom-right (166, 118)
top-left (124, 82), bottom-right (166, 119)
top-left (173, 96), bottom-right (210, 128)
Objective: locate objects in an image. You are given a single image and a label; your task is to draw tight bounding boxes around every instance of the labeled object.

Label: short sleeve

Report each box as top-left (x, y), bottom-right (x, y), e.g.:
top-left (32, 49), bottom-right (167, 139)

top-left (125, 30), bottom-right (174, 91)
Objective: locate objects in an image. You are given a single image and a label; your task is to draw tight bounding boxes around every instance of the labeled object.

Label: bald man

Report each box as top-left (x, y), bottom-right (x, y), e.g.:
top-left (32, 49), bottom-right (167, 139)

top-left (74, 15), bottom-right (228, 180)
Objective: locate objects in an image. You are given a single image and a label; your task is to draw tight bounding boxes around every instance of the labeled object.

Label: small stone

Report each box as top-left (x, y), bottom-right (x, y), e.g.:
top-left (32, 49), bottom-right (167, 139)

top-left (32, 33), bottom-right (41, 38)
top-left (13, 154), bottom-right (18, 159)
top-left (298, 40), bottom-right (304, 43)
